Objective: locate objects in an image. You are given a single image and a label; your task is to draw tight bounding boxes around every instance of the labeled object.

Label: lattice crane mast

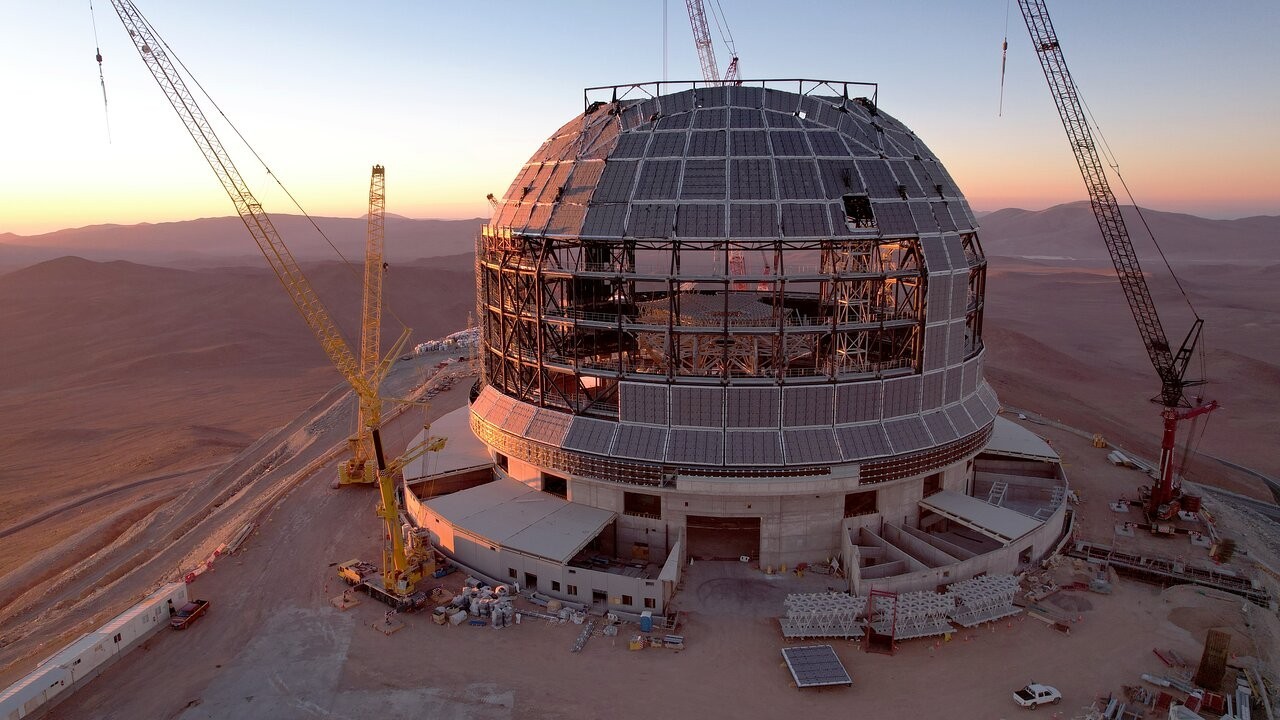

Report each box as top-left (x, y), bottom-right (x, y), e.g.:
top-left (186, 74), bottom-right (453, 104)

top-left (1017, 0), bottom-right (1217, 521)
top-left (109, 1), bottom-right (436, 598)
top-left (685, 0), bottom-right (739, 86)
top-left (339, 165), bottom-right (389, 486)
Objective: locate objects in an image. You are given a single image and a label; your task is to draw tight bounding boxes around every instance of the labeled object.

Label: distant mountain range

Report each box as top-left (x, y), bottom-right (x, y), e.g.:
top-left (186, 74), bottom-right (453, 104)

top-left (0, 215), bottom-right (486, 271)
top-left (2, 203), bottom-right (1275, 274)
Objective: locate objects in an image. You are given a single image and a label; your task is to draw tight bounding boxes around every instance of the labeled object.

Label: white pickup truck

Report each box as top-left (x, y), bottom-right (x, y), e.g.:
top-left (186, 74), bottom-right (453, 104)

top-left (1013, 683), bottom-right (1062, 709)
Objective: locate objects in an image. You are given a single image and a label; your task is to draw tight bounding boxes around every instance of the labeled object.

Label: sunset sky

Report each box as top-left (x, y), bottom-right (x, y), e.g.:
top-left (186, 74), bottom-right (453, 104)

top-left (2, 1), bottom-right (1277, 236)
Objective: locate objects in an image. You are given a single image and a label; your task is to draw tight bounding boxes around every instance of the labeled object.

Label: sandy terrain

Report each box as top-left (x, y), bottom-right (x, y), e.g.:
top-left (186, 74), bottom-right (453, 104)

top-left (35, 401), bottom-right (1280, 720)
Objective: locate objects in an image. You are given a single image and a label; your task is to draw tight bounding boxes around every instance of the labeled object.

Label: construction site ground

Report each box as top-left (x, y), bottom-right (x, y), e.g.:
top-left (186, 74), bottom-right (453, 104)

top-left (16, 391), bottom-right (1280, 719)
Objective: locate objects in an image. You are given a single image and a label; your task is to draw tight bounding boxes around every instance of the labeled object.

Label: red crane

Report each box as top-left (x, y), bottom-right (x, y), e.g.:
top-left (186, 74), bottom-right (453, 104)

top-left (684, 0), bottom-right (739, 86)
top-left (1017, 0), bottom-right (1217, 521)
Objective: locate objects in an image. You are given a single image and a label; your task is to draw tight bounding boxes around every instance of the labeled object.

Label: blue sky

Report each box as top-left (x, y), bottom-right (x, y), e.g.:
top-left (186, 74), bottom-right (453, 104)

top-left (1, 1), bottom-right (1276, 234)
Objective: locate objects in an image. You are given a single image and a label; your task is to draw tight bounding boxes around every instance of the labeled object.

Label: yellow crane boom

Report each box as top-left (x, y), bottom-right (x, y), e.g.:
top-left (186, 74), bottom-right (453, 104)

top-left (109, 1), bottom-right (427, 596)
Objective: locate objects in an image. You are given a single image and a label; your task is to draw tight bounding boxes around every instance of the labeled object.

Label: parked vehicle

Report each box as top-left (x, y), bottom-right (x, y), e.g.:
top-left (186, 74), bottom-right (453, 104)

top-left (1013, 683), bottom-right (1062, 709)
top-left (170, 600), bottom-right (210, 630)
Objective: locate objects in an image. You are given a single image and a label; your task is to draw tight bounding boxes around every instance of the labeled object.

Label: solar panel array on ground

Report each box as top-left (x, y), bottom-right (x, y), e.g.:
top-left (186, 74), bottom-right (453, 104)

top-left (780, 645), bottom-right (852, 688)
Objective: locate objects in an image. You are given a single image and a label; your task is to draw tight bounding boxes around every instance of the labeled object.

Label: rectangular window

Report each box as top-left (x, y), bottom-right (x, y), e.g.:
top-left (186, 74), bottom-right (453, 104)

top-left (923, 472), bottom-right (942, 498)
top-left (644, 597), bottom-right (656, 609)
top-left (508, 568), bottom-right (517, 579)
top-left (496, 453), bottom-right (509, 472)
top-left (624, 491), bottom-right (662, 519)
top-left (621, 595), bottom-right (634, 606)
top-left (567, 584), bottom-right (578, 596)
top-left (842, 193), bottom-right (875, 229)
top-left (552, 581), bottom-right (561, 592)
top-left (113, 633), bottom-right (122, 643)
top-left (542, 472), bottom-right (568, 499)
top-left (844, 490), bottom-right (877, 517)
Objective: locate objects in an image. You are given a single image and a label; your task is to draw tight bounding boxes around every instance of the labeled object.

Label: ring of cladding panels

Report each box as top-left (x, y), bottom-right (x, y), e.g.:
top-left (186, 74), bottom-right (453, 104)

top-left (477, 80), bottom-right (994, 472)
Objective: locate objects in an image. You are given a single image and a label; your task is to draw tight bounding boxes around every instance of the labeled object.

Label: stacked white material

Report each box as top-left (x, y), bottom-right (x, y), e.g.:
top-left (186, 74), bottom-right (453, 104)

top-left (779, 592), bottom-right (866, 639)
top-left (947, 574), bottom-right (1020, 627)
top-left (872, 590), bottom-right (955, 640)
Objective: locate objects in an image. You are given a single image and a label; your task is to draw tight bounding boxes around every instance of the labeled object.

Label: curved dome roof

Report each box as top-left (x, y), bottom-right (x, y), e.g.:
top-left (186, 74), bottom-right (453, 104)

top-left (490, 82), bottom-right (978, 241)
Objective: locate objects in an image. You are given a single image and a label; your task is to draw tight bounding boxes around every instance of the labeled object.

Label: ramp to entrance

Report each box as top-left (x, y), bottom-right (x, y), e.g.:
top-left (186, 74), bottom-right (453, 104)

top-left (919, 490), bottom-right (1039, 545)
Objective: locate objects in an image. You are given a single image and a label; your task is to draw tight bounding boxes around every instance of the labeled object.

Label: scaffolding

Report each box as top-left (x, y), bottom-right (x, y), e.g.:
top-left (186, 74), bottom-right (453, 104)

top-left (869, 590), bottom-right (955, 640)
top-left (779, 592), bottom-right (866, 639)
top-left (946, 574), bottom-right (1021, 627)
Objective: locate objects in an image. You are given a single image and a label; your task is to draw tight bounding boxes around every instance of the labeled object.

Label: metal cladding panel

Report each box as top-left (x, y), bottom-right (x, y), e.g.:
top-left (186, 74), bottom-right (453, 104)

top-left (926, 272), bottom-right (952, 321)
top-left (947, 403), bottom-right (979, 437)
top-left (781, 203), bottom-right (831, 237)
top-left (545, 198), bottom-right (587, 236)
top-left (634, 160), bottom-right (682, 200)
top-left (558, 161), bottom-right (605, 205)
top-left (776, 159), bottom-right (823, 200)
top-left (890, 160), bottom-right (926, 198)
top-left (855, 159), bottom-right (898, 198)
top-left (950, 272), bottom-right (970, 317)
top-left (731, 203), bottom-right (780, 237)
top-left (932, 202), bottom-right (959, 232)
top-left (619, 101), bottom-right (650, 131)
top-left (836, 381), bottom-right (883, 424)
top-left (770, 131), bottom-right (813, 156)
top-left (884, 415), bottom-right (933, 453)
top-left (581, 204), bottom-right (627, 237)
top-left (526, 409), bottom-right (572, 445)
top-left (923, 409), bottom-right (959, 445)
top-left (471, 386), bottom-right (500, 418)
top-left (501, 401), bottom-right (537, 435)
top-left (726, 387), bottom-right (781, 428)
top-left (923, 324), bottom-right (948, 372)
top-left (838, 113), bottom-right (880, 153)
top-left (563, 417), bottom-right (619, 455)
top-left (882, 375), bottom-right (921, 417)
top-left (694, 85), bottom-right (728, 107)
top-left (963, 390), bottom-right (996, 428)
top-left (522, 202), bottom-right (554, 234)
top-left (655, 112), bottom-right (692, 130)
top-left (836, 422), bottom-right (893, 461)
top-left (962, 357), bottom-right (979, 395)
top-left (696, 106), bottom-right (727, 128)
top-left (921, 370), bottom-right (944, 409)
top-left (680, 159), bottom-right (728, 200)
top-left (646, 132), bottom-right (688, 157)
top-left (764, 88), bottom-right (798, 113)
top-left (941, 234), bottom-right (966, 269)
top-left (817, 159), bottom-right (862, 197)
top-left (809, 131), bottom-right (849, 157)
top-left (484, 390), bottom-right (518, 429)
top-left (882, 127), bottom-right (917, 156)
top-left (920, 236), bottom-right (954, 273)
top-left (765, 110), bottom-right (802, 129)
top-left (670, 386), bottom-right (725, 427)
top-left (619, 381), bottom-right (669, 425)
top-left (955, 199), bottom-right (979, 231)
top-left (729, 85), bottom-right (763, 108)
top-left (910, 158), bottom-right (941, 196)
top-left (731, 158), bottom-right (776, 200)
top-left (628, 204), bottom-right (676, 237)
top-left (665, 427), bottom-right (724, 465)
top-left (783, 427), bottom-right (843, 464)
top-left (676, 204), bottom-right (726, 237)
top-left (784, 385), bottom-right (836, 427)
top-left (872, 201), bottom-right (915, 236)
top-left (909, 201), bottom-right (940, 235)
top-left (687, 130), bottom-right (728, 157)
top-left (662, 89), bottom-right (696, 114)
top-left (828, 203), bottom-right (855, 237)
top-left (729, 107), bottom-right (764, 128)
top-left (932, 162), bottom-right (963, 197)
top-left (944, 366), bottom-right (964, 405)
top-left (731, 130), bottom-right (770, 156)
top-left (612, 423), bottom-right (669, 461)
top-left (946, 320), bottom-right (968, 367)
top-left (725, 429), bottom-right (784, 466)
top-left (977, 383), bottom-right (1001, 416)
top-left (611, 133), bottom-right (650, 159)
top-left (593, 161), bottom-right (639, 203)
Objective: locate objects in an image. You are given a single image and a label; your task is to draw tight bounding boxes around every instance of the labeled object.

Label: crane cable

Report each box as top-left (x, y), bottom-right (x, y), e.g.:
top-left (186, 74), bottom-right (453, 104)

top-left (1076, 88), bottom-right (1200, 321)
top-left (132, 7), bottom-right (412, 337)
top-left (707, 0), bottom-right (737, 61)
top-left (89, 0), bottom-right (112, 143)
top-left (999, 0), bottom-right (1010, 116)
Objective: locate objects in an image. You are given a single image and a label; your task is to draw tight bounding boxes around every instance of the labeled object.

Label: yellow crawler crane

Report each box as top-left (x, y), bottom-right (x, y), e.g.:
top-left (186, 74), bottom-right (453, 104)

top-left (109, 1), bottom-right (442, 607)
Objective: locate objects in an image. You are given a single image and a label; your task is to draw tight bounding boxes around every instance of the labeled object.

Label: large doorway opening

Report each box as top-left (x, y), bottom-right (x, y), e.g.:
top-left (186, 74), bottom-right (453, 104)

top-left (686, 516), bottom-right (761, 561)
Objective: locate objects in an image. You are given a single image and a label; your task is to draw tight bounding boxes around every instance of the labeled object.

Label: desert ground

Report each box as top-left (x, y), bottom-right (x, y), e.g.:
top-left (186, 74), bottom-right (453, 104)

top-left (0, 204), bottom-right (1277, 717)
